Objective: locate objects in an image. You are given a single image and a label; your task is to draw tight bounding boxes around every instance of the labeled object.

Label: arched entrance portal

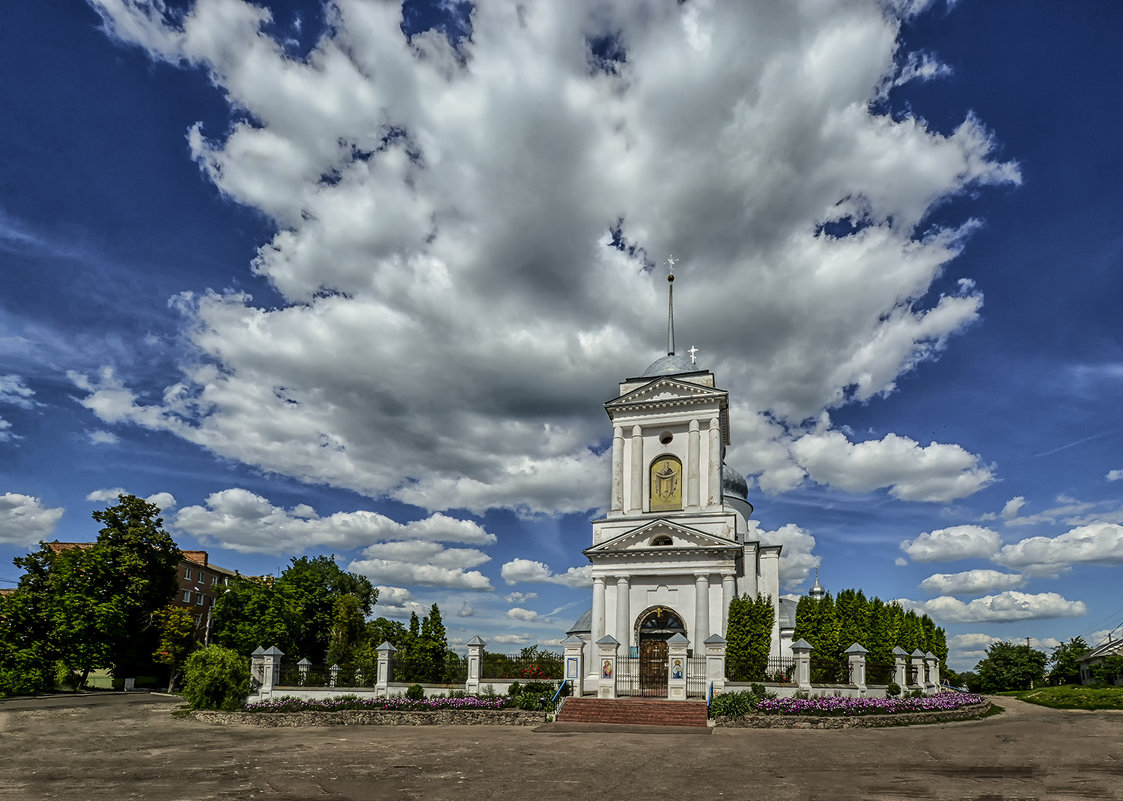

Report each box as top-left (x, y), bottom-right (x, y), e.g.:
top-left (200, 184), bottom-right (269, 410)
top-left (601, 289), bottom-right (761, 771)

top-left (634, 606), bottom-right (686, 697)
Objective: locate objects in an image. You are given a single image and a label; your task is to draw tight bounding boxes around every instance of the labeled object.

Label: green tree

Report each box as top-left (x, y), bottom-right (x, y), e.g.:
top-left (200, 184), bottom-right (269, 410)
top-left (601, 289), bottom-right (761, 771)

top-left (0, 590), bottom-right (54, 696)
top-left (181, 645), bottom-right (250, 711)
top-left (974, 641), bottom-right (1047, 692)
top-left (274, 556), bottom-right (377, 663)
top-left (152, 605), bottom-right (199, 692)
top-left (326, 594), bottom-right (366, 667)
top-left (1047, 637), bottom-right (1090, 686)
top-left (90, 495), bottom-right (181, 676)
top-left (416, 604), bottom-right (447, 682)
top-left (210, 576), bottom-right (298, 658)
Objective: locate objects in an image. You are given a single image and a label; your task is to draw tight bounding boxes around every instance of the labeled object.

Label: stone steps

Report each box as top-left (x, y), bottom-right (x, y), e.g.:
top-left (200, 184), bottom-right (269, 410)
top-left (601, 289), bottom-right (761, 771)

top-left (556, 698), bottom-right (708, 727)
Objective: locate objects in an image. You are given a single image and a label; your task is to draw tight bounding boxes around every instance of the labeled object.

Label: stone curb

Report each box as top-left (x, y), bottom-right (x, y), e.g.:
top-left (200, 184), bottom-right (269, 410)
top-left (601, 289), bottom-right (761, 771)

top-left (189, 708), bottom-right (547, 727)
top-left (711, 701), bottom-right (992, 729)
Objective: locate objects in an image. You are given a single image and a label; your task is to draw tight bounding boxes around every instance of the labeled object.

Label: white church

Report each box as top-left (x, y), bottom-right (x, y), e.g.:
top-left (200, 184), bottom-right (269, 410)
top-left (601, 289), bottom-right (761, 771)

top-left (566, 269), bottom-right (810, 690)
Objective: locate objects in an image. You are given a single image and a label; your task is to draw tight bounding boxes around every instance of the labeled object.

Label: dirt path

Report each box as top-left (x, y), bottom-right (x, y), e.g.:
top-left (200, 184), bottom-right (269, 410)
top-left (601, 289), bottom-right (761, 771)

top-left (1, 693), bottom-right (1120, 800)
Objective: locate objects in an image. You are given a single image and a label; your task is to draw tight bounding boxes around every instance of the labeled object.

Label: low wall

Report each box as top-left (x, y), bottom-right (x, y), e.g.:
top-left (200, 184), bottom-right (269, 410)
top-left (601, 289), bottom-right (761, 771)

top-left (712, 701), bottom-right (991, 729)
top-left (250, 680), bottom-right (531, 705)
top-left (191, 708), bottom-right (546, 727)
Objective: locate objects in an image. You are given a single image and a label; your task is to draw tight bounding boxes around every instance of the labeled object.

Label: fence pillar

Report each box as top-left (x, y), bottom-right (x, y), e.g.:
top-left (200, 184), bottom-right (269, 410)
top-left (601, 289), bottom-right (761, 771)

top-left (562, 635), bottom-right (586, 697)
top-left (297, 658), bottom-right (311, 685)
top-left (596, 635), bottom-right (620, 699)
top-left (375, 641), bottom-right (396, 698)
top-left (667, 633), bottom-right (689, 700)
top-left (791, 638), bottom-right (813, 691)
top-left (925, 651), bottom-right (940, 693)
top-left (261, 646), bottom-right (283, 698)
top-left (910, 649), bottom-right (926, 691)
top-left (465, 635), bottom-right (486, 695)
top-left (329, 664), bottom-right (340, 687)
top-left (845, 643), bottom-right (867, 694)
top-left (250, 646), bottom-right (266, 688)
top-left (704, 634), bottom-right (727, 696)
top-left (892, 647), bottom-right (908, 689)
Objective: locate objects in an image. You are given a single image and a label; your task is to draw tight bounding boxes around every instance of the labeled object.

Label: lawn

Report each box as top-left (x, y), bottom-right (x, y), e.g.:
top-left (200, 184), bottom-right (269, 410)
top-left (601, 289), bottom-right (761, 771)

top-left (998, 685), bottom-right (1123, 711)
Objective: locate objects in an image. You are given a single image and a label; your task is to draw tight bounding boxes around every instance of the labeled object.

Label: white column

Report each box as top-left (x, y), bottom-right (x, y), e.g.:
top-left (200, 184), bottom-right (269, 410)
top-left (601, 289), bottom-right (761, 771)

top-left (466, 636), bottom-right (485, 695)
top-left (707, 417), bottom-right (721, 507)
top-left (615, 576), bottom-right (631, 649)
top-left (629, 425), bottom-right (644, 513)
top-left (694, 573), bottom-right (710, 648)
top-left (610, 426), bottom-right (624, 513)
top-left (687, 419), bottom-right (700, 509)
top-left (591, 576), bottom-right (605, 646)
top-left (721, 572), bottom-right (736, 637)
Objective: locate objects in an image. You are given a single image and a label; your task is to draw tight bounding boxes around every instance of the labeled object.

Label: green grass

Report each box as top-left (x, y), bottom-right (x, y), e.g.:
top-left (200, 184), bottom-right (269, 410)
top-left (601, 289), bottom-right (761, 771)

top-left (997, 685), bottom-right (1123, 710)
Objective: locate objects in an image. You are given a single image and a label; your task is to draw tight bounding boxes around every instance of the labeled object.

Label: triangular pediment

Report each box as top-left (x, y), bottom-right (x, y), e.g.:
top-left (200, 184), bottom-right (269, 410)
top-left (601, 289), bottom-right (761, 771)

top-left (607, 377), bottom-right (726, 409)
top-left (585, 519), bottom-right (739, 555)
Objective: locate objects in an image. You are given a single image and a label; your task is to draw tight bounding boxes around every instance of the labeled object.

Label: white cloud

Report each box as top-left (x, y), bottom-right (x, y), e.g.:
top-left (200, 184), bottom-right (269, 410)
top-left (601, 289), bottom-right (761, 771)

top-left (457, 602), bottom-right (474, 618)
top-left (491, 634), bottom-right (531, 646)
top-left (77, 1), bottom-right (1017, 517)
top-left (919, 569), bottom-right (1023, 596)
top-left (507, 607), bottom-right (539, 622)
top-left (791, 428), bottom-right (994, 502)
top-left (995, 523), bottom-right (1123, 573)
top-left (0, 492), bottom-right (64, 545)
top-left (348, 540), bottom-right (493, 591)
top-left (370, 586), bottom-right (426, 619)
top-left (1108, 469), bottom-right (1123, 482)
top-left (0, 375), bottom-right (37, 409)
top-left (745, 520), bottom-right (819, 590)
top-left (87, 430), bottom-right (120, 445)
top-left (899, 525), bottom-right (1000, 563)
top-left (1001, 496), bottom-right (1026, 520)
top-left (85, 488), bottom-right (176, 513)
top-left (505, 592), bottom-right (538, 604)
top-left (173, 488), bottom-right (496, 553)
top-left (898, 591), bottom-right (1086, 623)
top-left (499, 559), bottom-right (591, 589)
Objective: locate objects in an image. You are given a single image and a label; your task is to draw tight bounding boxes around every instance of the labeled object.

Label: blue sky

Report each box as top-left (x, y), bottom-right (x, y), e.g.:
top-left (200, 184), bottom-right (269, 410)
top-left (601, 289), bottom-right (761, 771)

top-left (1, 1), bottom-right (1121, 670)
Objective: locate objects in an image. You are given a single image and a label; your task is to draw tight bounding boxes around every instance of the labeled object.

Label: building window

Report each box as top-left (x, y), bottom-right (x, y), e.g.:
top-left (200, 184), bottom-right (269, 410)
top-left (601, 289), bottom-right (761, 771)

top-left (649, 455), bottom-right (683, 512)
top-left (195, 615), bottom-right (201, 627)
top-left (182, 589), bottom-right (192, 602)
top-left (196, 593), bottom-right (205, 606)
top-left (211, 575), bottom-right (220, 585)
top-left (650, 535), bottom-right (673, 546)
top-left (184, 567), bottom-right (192, 580)
top-left (199, 573), bottom-right (207, 585)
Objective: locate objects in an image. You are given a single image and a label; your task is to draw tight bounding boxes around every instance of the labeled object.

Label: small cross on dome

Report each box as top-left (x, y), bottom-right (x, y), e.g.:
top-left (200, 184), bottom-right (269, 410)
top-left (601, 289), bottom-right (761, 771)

top-left (688, 345), bottom-right (699, 364)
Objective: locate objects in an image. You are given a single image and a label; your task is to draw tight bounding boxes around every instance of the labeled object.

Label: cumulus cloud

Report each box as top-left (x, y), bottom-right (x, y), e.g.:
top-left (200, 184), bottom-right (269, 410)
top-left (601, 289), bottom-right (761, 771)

top-left (1108, 469), bottom-right (1123, 482)
top-left (87, 430), bottom-right (120, 445)
top-left (919, 569), bottom-right (1023, 596)
top-left (173, 488), bottom-right (496, 553)
top-left (507, 607), bottom-right (539, 622)
top-left (1001, 496), bottom-right (1026, 520)
top-left (0, 492), bottom-right (64, 545)
top-left (746, 520), bottom-right (819, 590)
top-left (505, 592), bottom-right (538, 604)
top-left (898, 591), bottom-right (1086, 623)
top-left (348, 540), bottom-right (492, 591)
top-left (995, 523), bottom-right (1123, 574)
top-left (500, 558), bottom-right (591, 589)
top-left (75, 1), bottom-right (1016, 517)
top-left (899, 525), bottom-right (1000, 563)
top-left (370, 585), bottom-right (426, 619)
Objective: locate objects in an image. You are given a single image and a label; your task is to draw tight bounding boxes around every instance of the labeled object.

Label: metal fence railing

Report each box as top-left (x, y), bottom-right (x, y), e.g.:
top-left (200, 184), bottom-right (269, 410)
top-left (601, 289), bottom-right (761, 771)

top-left (866, 661), bottom-right (895, 685)
top-left (686, 656), bottom-right (707, 697)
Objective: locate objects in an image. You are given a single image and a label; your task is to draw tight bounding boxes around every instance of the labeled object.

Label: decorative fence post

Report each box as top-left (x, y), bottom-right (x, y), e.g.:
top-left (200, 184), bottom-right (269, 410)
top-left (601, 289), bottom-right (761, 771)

top-left (250, 646), bottom-right (266, 688)
top-left (329, 664), bottom-right (341, 688)
top-left (596, 635), bottom-right (620, 699)
top-left (297, 658), bottom-right (312, 685)
top-left (465, 635), bottom-right (485, 695)
top-left (562, 635), bottom-right (585, 697)
top-left (261, 646), bottom-right (283, 698)
top-left (704, 634), bottom-right (727, 696)
top-left (910, 649), bottom-right (926, 691)
top-left (791, 638), bottom-right (813, 692)
top-left (667, 633), bottom-right (689, 700)
top-left (845, 643), bottom-right (868, 694)
top-left (925, 651), bottom-right (940, 693)
top-left (375, 641), bottom-right (396, 698)
top-left (892, 646), bottom-right (908, 689)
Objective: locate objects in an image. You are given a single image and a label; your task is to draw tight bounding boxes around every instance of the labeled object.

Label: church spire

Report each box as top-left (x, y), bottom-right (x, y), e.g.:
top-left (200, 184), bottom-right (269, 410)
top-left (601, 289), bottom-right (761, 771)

top-left (665, 255), bottom-right (678, 356)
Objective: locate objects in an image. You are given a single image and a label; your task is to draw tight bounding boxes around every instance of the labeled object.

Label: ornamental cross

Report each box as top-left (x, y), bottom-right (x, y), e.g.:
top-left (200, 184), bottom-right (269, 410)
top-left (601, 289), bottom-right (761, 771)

top-left (665, 254), bottom-right (678, 273)
top-left (688, 345), bottom-right (699, 364)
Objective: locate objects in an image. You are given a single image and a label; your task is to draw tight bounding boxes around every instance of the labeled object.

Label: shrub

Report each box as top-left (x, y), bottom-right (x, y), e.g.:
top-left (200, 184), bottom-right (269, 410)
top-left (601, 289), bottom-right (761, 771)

top-left (886, 682), bottom-right (901, 697)
top-left (506, 681), bottom-right (521, 697)
top-left (519, 681), bottom-right (555, 696)
top-left (405, 683), bottom-right (425, 700)
top-left (709, 690), bottom-right (760, 718)
top-left (181, 645), bottom-right (250, 711)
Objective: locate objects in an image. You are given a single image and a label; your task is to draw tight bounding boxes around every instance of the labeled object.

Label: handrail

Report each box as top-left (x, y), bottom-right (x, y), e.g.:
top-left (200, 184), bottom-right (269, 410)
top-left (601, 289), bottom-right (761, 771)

top-left (550, 679), bottom-right (570, 705)
top-left (707, 681), bottom-right (714, 708)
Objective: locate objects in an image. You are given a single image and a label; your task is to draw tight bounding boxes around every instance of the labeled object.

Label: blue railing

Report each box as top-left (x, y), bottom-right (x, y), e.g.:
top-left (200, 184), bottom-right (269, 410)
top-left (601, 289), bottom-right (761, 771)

top-left (707, 681), bottom-right (714, 708)
top-left (550, 679), bottom-right (570, 705)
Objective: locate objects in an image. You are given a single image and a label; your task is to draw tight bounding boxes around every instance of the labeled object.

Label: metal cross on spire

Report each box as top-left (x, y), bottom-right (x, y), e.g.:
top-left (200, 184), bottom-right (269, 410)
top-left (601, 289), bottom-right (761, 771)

top-left (664, 255), bottom-right (678, 355)
top-left (688, 345), bottom-right (699, 364)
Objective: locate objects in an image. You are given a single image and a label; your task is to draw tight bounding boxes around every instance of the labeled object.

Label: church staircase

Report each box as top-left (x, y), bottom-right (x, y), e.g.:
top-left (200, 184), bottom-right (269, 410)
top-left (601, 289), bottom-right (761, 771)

top-left (555, 698), bottom-right (709, 728)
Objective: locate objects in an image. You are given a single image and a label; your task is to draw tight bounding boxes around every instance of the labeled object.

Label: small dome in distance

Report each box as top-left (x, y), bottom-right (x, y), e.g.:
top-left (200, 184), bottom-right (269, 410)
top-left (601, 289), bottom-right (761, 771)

top-left (642, 353), bottom-right (697, 377)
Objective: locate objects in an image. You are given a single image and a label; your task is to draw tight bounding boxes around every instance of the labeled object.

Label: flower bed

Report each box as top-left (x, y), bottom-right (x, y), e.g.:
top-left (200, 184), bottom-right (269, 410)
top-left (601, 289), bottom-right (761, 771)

top-left (755, 692), bottom-right (986, 716)
top-left (247, 695), bottom-right (513, 714)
